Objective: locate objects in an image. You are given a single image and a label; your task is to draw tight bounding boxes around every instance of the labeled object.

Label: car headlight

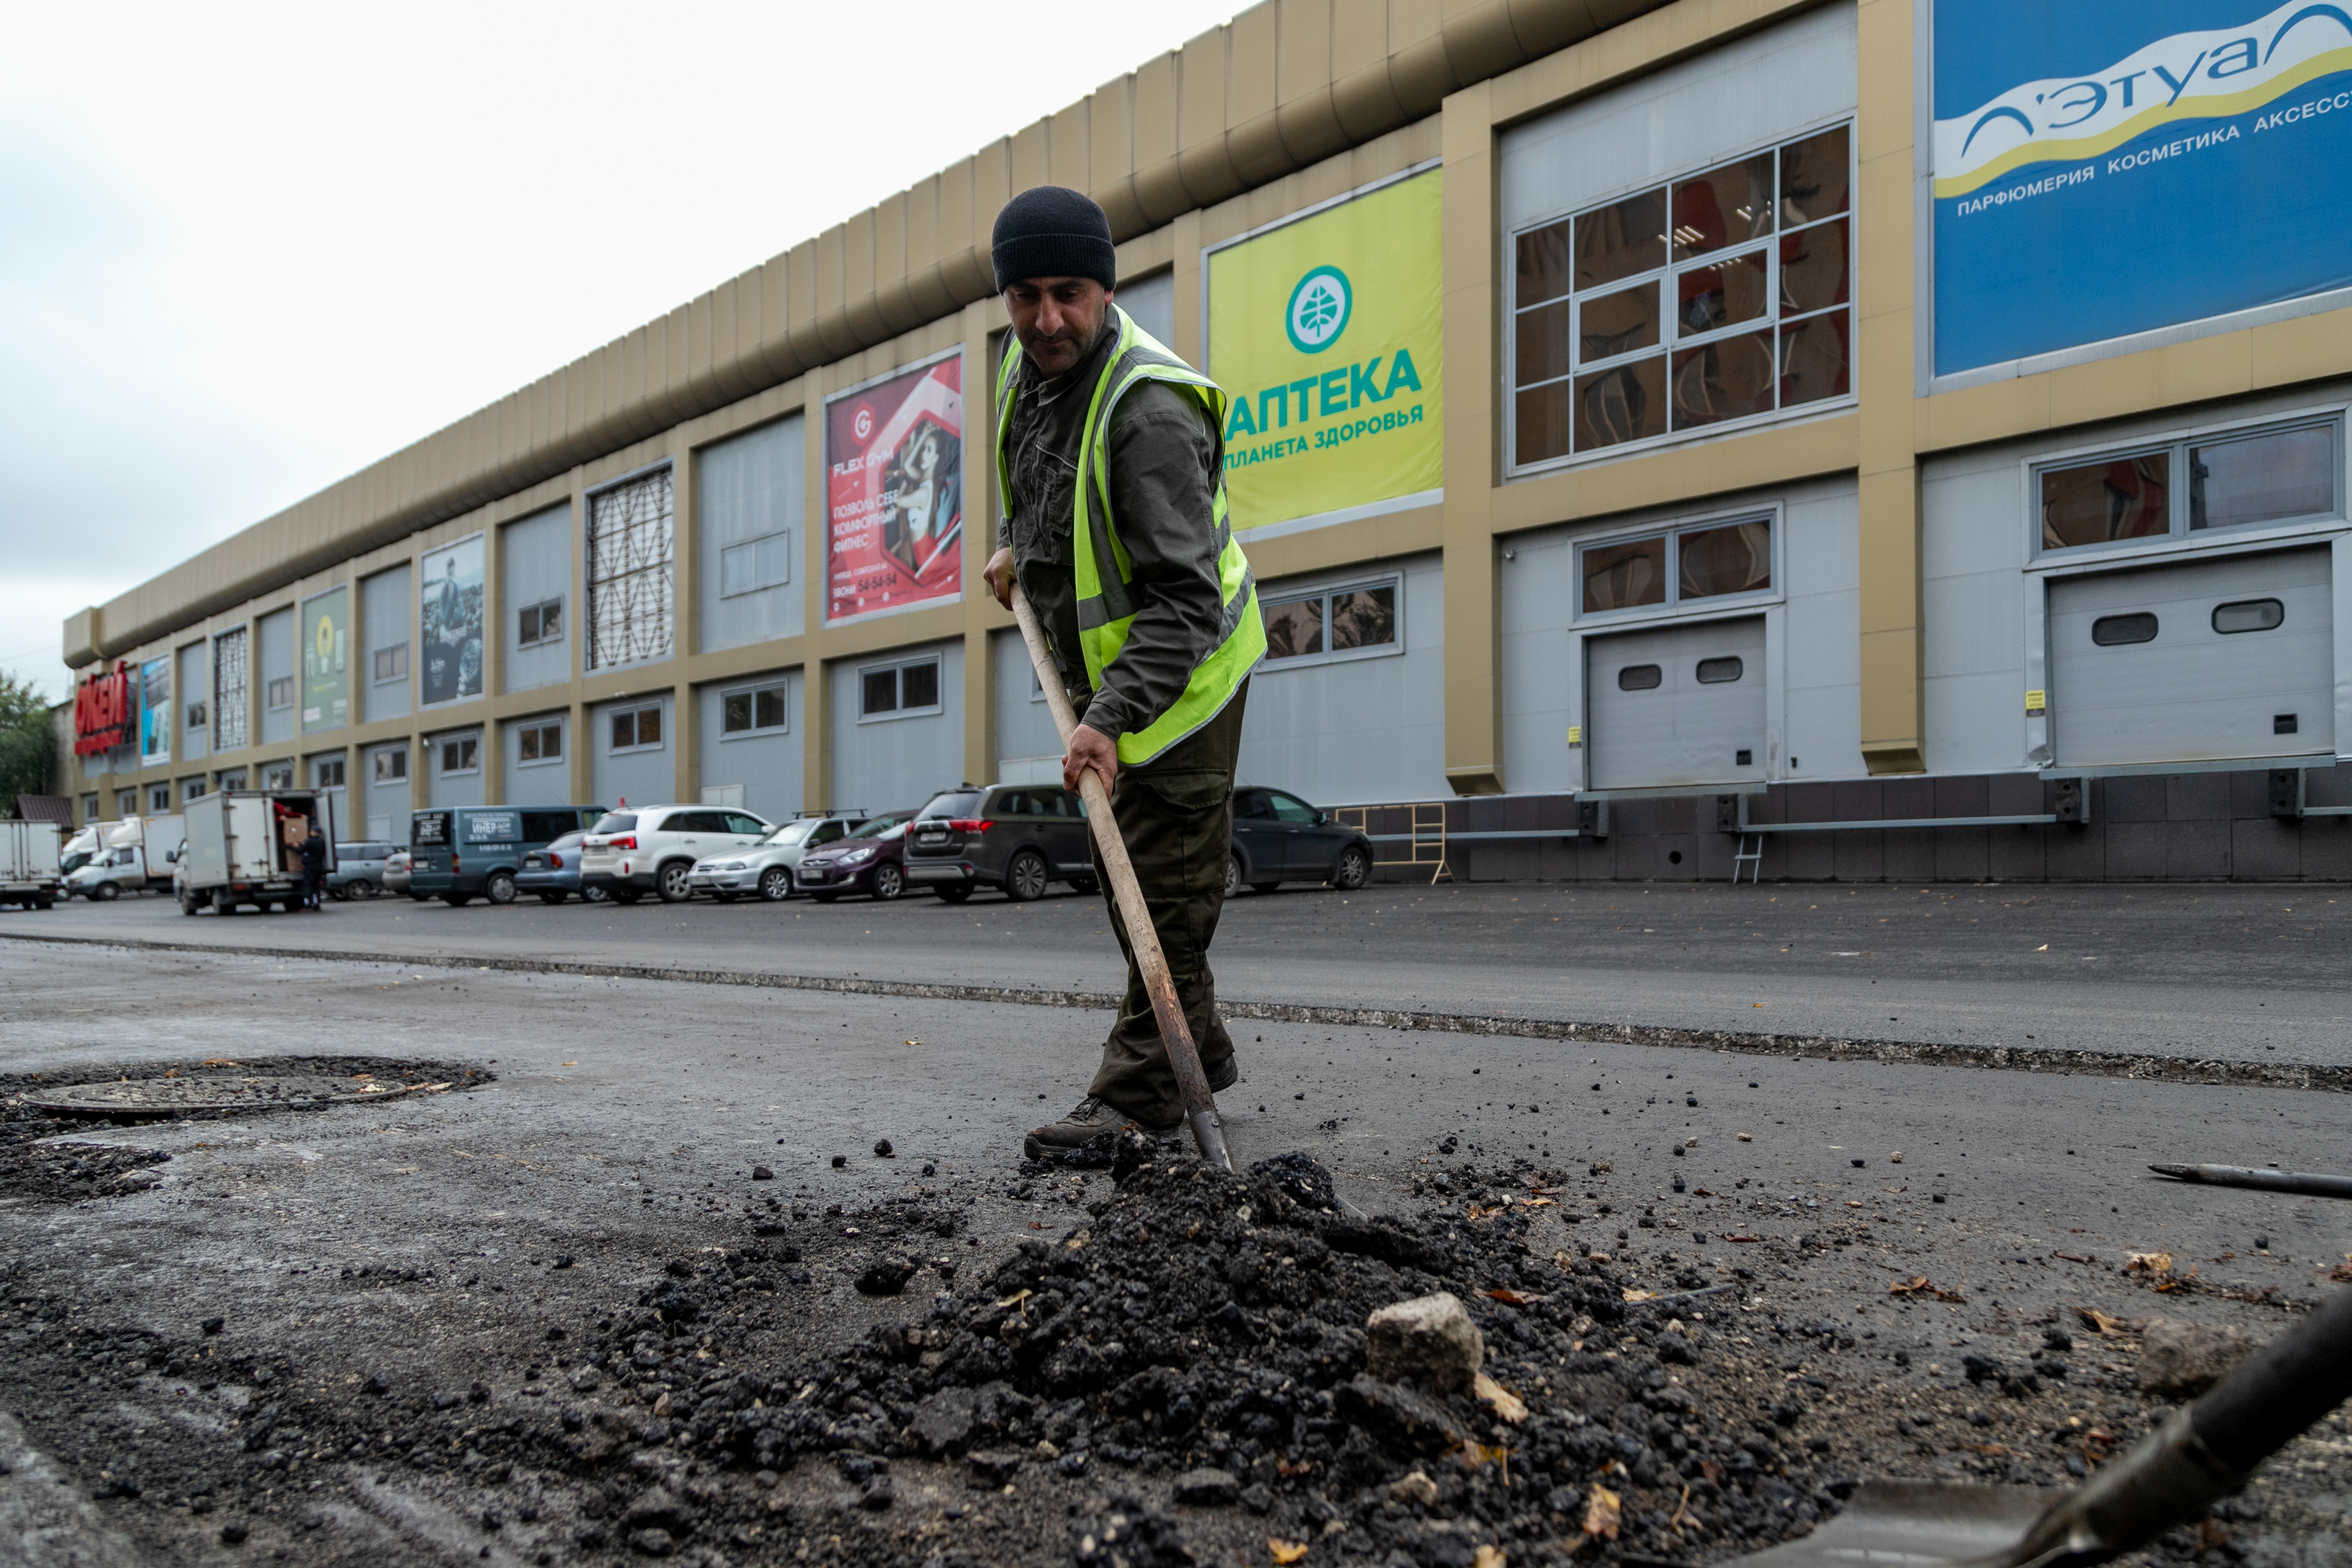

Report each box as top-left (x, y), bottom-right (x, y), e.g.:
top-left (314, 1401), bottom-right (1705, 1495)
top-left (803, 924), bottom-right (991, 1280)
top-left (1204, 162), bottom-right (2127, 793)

top-left (841, 847), bottom-right (876, 864)
top-left (709, 861), bottom-right (746, 872)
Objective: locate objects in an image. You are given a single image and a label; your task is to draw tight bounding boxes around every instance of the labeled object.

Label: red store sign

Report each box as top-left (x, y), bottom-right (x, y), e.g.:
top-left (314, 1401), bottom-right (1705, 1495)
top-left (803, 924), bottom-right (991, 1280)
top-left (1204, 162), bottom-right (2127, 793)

top-left (74, 663), bottom-right (134, 756)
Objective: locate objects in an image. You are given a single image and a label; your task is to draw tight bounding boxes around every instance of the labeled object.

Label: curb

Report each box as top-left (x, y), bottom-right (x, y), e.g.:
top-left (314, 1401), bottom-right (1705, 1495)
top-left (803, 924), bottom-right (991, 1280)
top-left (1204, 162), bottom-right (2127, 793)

top-left (3, 928), bottom-right (2344, 1095)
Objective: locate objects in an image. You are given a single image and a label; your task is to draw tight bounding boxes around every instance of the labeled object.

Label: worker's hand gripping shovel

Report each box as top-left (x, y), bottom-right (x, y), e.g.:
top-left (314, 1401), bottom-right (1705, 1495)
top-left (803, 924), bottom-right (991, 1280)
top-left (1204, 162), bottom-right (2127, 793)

top-left (1008, 583), bottom-right (1233, 1173)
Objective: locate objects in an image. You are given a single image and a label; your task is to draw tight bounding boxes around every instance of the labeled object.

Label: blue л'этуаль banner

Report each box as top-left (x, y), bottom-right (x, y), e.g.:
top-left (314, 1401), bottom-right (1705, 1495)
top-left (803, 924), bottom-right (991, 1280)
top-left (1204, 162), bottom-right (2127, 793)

top-left (1934, 1), bottom-right (2352, 377)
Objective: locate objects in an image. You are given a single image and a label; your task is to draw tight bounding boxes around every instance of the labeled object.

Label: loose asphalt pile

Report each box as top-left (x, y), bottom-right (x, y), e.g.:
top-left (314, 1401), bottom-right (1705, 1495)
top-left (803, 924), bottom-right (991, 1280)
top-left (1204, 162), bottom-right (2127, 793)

top-left (2, 1107), bottom-right (2339, 1566)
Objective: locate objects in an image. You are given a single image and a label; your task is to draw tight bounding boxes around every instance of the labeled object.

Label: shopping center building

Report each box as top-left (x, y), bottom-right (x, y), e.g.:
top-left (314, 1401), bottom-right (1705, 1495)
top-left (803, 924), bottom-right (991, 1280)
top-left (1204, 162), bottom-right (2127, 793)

top-left (58, 0), bottom-right (2352, 880)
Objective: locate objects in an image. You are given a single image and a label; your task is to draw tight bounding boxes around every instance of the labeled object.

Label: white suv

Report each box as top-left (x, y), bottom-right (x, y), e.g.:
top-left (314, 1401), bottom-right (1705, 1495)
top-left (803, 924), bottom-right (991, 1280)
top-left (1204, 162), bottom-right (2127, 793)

top-left (689, 812), bottom-right (871, 903)
top-left (579, 805), bottom-right (774, 904)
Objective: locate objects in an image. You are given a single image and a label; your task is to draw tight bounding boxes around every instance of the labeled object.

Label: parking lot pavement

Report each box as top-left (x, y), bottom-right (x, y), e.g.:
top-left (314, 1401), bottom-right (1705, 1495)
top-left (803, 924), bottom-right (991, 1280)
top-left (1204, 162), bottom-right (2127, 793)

top-left (8, 876), bottom-right (2351, 1067)
top-left (2, 942), bottom-right (2347, 1564)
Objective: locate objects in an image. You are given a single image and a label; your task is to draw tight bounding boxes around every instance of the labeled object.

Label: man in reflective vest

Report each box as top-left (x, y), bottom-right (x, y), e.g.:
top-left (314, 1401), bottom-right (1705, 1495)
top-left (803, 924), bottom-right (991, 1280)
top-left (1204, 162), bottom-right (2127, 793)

top-left (982, 185), bottom-right (1267, 1158)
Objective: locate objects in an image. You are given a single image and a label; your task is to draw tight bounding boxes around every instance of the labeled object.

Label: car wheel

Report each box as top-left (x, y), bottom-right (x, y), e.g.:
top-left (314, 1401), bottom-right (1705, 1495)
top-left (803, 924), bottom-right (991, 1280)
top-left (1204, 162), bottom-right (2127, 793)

top-left (656, 861), bottom-right (694, 903)
top-left (1222, 852), bottom-right (1243, 901)
top-left (94, 881), bottom-right (120, 902)
top-left (584, 884), bottom-right (610, 903)
top-left (758, 866), bottom-right (792, 902)
top-left (485, 870), bottom-right (517, 906)
top-left (1332, 844), bottom-right (1370, 891)
top-left (1006, 849), bottom-right (1049, 902)
top-left (180, 891), bottom-right (199, 916)
top-left (350, 878), bottom-right (378, 900)
top-left (538, 891), bottom-right (568, 905)
top-left (216, 895), bottom-right (237, 916)
top-left (870, 862), bottom-right (905, 901)
top-left (612, 889), bottom-right (643, 905)
top-left (937, 885), bottom-right (972, 904)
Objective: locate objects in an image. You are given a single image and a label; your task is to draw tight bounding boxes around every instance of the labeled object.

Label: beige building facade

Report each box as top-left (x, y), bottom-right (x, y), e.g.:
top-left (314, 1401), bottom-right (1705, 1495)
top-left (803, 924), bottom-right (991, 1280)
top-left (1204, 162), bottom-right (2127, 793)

top-left (62, 0), bottom-right (2352, 880)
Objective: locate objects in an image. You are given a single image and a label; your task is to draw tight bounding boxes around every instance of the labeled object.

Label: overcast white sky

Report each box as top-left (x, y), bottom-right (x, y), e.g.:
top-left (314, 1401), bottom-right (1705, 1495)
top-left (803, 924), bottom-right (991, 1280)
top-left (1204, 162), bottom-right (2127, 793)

top-left (0, 1), bottom-right (1247, 702)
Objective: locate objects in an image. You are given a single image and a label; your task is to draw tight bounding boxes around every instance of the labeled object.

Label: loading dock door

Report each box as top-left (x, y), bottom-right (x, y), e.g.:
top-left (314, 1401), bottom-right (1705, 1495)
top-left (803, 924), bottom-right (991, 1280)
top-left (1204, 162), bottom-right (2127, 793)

top-left (2049, 546), bottom-right (2334, 768)
top-left (1586, 616), bottom-right (1767, 790)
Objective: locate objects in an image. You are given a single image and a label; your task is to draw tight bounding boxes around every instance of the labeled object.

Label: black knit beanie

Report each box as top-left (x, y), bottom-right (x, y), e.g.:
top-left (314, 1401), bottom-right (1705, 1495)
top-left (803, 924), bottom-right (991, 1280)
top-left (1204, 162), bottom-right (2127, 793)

top-left (991, 185), bottom-right (1116, 292)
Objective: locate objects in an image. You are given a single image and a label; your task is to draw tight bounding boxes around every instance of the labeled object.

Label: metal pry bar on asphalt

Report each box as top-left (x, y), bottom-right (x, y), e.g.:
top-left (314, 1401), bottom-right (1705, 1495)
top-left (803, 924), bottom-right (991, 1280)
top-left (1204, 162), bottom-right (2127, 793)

top-left (1008, 582), bottom-right (1233, 1173)
top-left (2148, 1162), bottom-right (2352, 1200)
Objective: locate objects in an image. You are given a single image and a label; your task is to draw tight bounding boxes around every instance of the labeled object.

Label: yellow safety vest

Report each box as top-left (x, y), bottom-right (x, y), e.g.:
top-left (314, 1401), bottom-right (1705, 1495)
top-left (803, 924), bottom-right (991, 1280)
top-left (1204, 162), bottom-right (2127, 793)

top-left (995, 306), bottom-right (1264, 766)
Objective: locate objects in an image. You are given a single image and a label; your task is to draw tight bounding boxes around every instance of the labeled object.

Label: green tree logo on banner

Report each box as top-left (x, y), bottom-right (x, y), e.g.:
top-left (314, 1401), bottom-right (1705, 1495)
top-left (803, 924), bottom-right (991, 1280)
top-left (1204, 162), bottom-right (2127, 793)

top-left (1285, 265), bottom-right (1352, 354)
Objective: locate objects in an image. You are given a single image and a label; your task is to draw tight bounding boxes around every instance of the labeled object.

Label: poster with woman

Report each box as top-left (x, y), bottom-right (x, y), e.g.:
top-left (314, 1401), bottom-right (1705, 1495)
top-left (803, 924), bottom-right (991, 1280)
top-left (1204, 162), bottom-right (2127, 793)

top-left (824, 351), bottom-right (963, 624)
top-left (420, 535), bottom-right (485, 705)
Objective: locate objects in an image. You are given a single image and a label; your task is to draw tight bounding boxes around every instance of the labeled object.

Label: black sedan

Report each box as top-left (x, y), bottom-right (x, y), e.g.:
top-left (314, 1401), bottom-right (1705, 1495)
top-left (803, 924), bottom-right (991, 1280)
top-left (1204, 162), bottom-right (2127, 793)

top-left (1225, 787), bottom-right (1371, 896)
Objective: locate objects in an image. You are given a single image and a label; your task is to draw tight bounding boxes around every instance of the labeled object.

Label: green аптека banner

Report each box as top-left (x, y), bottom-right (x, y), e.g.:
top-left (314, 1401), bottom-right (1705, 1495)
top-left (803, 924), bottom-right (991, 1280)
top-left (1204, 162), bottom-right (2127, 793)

top-left (1208, 169), bottom-right (1443, 533)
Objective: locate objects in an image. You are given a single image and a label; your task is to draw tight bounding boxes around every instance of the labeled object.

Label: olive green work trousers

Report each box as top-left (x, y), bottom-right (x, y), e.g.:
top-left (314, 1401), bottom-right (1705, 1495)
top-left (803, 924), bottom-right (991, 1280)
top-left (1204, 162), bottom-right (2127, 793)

top-left (1083, 680), bottom-right (1248, 1125)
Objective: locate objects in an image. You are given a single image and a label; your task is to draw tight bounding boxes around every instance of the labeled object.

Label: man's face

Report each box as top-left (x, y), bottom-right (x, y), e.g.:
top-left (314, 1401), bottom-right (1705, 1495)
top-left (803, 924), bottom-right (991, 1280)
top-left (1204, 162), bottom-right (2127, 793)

top-left (1003, 276), bottom-right (1112, 377)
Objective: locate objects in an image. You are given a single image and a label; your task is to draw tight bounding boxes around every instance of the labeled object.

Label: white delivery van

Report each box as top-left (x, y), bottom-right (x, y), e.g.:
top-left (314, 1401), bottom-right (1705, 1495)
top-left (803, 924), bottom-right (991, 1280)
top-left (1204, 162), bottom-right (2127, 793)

top-left (1, 820), bottom-right (62, 909)
top-left (65, 814), bottom-right (184, 900)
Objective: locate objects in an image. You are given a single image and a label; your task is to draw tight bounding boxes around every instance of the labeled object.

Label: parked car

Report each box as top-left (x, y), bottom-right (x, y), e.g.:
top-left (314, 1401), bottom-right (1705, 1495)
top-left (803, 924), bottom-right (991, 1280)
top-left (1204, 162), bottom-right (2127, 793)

top-left (382, 848), bottom-right (412, 895)
top-left (517, 830), bottom-right (609, 904)
top-left (327, 841), bottom-right (395, 899)
top-left (1225, 786), bottom-right (1372, 896)
top-left (581, 805), bottom-right (776, 904)
top-left (409, 806), bottom-right (604, 906)
top-left (904, 785), bottom-right (1097, 903)
top-left (794, 812), bottom-right (920, 902)
top-left (689, 811), bottom-right (873, 902)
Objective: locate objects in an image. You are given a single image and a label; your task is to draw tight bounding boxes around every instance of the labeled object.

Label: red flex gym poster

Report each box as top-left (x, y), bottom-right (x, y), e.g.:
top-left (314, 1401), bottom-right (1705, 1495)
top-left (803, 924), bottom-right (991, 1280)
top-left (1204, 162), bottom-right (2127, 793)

top-left (824, 351), bottom-right (964, 624)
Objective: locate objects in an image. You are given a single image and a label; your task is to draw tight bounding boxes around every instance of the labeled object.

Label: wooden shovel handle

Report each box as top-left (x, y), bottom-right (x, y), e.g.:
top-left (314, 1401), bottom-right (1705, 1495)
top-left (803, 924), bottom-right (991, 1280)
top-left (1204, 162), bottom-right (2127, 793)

top-left (1007, 583), bottom-right (1231, 1171)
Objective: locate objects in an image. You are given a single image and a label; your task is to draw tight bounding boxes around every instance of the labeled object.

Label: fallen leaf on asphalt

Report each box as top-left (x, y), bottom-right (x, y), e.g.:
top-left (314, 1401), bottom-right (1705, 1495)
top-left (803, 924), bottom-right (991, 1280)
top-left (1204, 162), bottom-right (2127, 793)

top-left (1583, 1487), bottom-right (1621, 1540)
top-left (1269, 1540), bottom-right (1309, 1565)
top-left (1889, 1277), bottom-right (1932, 1296)
top-left (2125, 1251), bottom-right (2175, 1276)
top-left (1487, 1287), bottom-right (1543, 1306)
top-left (1472, 1546), bottom-right (1507, 1568)
top-left (2053, 1251), bottom-right (2096, 1264)
top-left (1621, 1288), bottom-right (1655, 1303)
top-left (1724, 1233), bottom-right (1761, 1243)
top-left (2330, 1255), bottom-right (2352, 1284)
top-left (1474, 1373), bottom-right (1528, 1424)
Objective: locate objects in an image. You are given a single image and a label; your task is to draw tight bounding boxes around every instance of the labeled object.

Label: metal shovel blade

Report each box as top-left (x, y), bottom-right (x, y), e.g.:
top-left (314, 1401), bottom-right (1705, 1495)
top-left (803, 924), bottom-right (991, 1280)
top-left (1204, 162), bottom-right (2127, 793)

top-left (1723, 1482), bottom-right (2052, 1568)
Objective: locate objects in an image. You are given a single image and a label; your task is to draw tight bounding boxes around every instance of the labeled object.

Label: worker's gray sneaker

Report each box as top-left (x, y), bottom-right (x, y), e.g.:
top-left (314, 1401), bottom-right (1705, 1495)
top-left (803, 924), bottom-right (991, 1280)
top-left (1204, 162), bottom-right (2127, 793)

top-left (1024, 1096), bottom-right (1180, 1159)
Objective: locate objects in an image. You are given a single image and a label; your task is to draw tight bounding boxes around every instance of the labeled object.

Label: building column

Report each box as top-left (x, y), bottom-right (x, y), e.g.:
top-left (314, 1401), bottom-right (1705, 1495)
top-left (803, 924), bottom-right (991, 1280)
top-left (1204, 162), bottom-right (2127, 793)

top-left (1855, 0), bottom-right (1925, 775)
top-left (1439, 80), bottom-right (1504, 797)
top-left (962, 299), bottom-right (1002, 789)
top-left (801, 386), bottom-right (833, 810)
top-left (671, 433), bottom-right (701, 803)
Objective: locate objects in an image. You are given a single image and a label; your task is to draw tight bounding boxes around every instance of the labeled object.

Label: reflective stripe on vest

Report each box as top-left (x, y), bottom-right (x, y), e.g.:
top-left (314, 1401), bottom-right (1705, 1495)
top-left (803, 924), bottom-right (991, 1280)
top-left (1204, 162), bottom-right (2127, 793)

top-left (995, 306), bottom-right (1265, 766)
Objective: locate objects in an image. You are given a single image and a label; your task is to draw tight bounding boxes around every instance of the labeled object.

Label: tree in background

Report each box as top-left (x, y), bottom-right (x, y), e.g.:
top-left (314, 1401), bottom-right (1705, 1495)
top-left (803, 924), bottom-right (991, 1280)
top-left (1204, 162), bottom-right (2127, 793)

top-left (0, 673), bottom-right (58, 814)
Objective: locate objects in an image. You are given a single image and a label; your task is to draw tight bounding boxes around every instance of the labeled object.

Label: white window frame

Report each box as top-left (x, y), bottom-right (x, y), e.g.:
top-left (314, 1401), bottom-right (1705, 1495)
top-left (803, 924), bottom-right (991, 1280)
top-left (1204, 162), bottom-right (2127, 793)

top-left (607, 702), bottom-right (666, 755)
top-left (182, 779), bottom-right (206, 803)
top-left (148, 785), bottom-right (171, 813)
top-left (1571, 508), bottom-right (1783, 627)
top-left (372, 642), bottom-right (409, 684)
top-left (857, 655), bottom-right (944, 723)
top-left (1506, 117), bottom-right (1855, 477)
top-left (2024, 410), bottom-right (2348, 571)
top-left (185, 698), bottom-right (208, 731)
top-left (517, 597), bottom-right (564, 648)
top-left (719, 680), bottom-right (791, 739)
top-left (265, 675), bottom-right (295, 711)
top-left (515, 719), bottom-right (565, 768)
top-left (1259, 574), bottom-right (1408, 667)
top-left (438, 736), bottom-right (481, 776)
top-left (313, 758), bottom-right (346, 789)
top-left (371, 747), bottom-right (408, 784)
top-left (260, 763), bottom-right (294, 791)
top-left (718, 531), bottom-right (793, 598)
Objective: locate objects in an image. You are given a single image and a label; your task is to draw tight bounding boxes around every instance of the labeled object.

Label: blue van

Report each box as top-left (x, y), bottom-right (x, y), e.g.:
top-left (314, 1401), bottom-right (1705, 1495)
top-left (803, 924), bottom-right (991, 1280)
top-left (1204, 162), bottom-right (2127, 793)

top-left (407, 806), bottom-right (603, 906)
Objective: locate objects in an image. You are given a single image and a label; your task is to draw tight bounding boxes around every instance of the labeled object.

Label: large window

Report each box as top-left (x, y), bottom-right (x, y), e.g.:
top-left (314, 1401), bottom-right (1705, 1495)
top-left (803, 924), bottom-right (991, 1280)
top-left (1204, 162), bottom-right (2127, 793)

top-left (2038, 418), bottom-right (2341, 556)
top-left (265, 675), bottom-right (294, 711)
top-left (722, 681), bottom-right (789, 736)
top-left (586, 467), bottom-right (674, 670)
top-left (859, 656), bottom-right (941, 720)
top-left (212, 628), bottom-right (248, 751)
top-left (1511, 123), bottom-right (1851, 469)
top-left (1577, 516), bottom-right (1773, 618)
top-left (1261, 578), bottom-right (1401, 664)
top-left (373, 643), bottom-right (408, 683)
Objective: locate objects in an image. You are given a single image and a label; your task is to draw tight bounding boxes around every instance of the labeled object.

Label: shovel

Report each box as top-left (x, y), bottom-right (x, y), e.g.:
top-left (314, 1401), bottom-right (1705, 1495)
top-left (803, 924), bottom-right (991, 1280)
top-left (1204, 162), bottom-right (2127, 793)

top-left (1007, 582), bottom-right (1232, 1172)
top-left (1727, 1282), bottom-right (2352, 1567)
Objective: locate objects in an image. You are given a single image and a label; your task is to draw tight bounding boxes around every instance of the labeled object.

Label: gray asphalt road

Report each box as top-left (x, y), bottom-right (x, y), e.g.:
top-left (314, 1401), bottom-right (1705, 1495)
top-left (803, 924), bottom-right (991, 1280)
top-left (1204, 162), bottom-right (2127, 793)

top-left (10, 876), bottom-right (2351, 1065)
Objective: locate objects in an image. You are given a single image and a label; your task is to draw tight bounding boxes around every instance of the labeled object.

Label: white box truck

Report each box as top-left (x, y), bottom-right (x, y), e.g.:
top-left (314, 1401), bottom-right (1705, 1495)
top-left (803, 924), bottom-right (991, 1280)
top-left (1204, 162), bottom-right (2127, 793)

top-left (177, 792), bottom-right (335, 915)
top-left (64, 814), bottom-right (184, 901)
top-left (1, 820), bottom-right (62, 909)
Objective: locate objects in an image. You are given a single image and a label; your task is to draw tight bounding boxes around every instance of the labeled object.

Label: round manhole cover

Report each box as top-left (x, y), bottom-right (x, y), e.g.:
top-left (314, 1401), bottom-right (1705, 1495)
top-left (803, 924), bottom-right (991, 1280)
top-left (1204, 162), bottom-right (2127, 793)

top-left (21, 1075), bottom-right (450, 1120)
